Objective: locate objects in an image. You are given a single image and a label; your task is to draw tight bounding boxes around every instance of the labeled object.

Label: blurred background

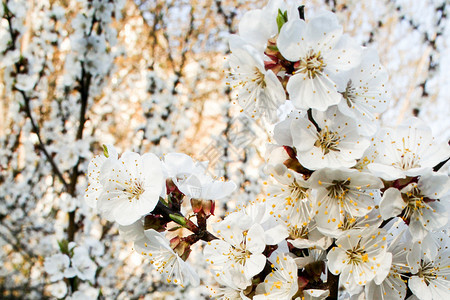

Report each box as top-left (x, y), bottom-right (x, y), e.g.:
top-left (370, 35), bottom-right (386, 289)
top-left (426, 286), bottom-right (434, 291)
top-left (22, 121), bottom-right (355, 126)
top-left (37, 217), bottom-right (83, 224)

top-left (0, 0), bottom-right (449, 298)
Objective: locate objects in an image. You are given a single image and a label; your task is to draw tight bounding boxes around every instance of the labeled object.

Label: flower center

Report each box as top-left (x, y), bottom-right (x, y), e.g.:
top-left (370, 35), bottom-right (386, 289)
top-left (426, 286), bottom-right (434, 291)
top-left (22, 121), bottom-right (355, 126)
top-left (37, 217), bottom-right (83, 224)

top-left (400, 184), bottom-right (433, 223)
top-left (338, 214), bottom-right (357, 230)
top-left (288, 224), bottom-right (308, 240)
top-left (396, 151), bottom-right (420, 170)
top-left (269, 280), bottom-right (283, 291)
top-left (296, 50), bottom-right (326, 79)
top-left (327, 179), bottom-right (350, 200)
top-left (124, 180), bottom-right (145, 202)
top-left (346, 245), bottom-right (369, 265)
top-left (417, 261), bottom-right (437, 286)
top-left (315, 126), bottom-right (341, 155)
top-left (231, 242), bottom-right (251, 265)
top-left (252, 67), bottom-right (266, 88)
top-left (394, 138), bottom-right (420, 170)
top-left (286, 181), bottom-right (308, 206)
top-left (341, 80), bottom-right (357, 107)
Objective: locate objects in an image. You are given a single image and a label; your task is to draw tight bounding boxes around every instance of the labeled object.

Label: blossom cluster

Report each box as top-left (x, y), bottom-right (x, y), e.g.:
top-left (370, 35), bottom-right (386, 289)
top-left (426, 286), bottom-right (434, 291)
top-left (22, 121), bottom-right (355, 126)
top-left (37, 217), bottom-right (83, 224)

top-left (84, 145), bottom-right (236, 287)
top-left (44, 240), bottom-right (102, 298)
top-left (81, 2), bottom-right (450, 299)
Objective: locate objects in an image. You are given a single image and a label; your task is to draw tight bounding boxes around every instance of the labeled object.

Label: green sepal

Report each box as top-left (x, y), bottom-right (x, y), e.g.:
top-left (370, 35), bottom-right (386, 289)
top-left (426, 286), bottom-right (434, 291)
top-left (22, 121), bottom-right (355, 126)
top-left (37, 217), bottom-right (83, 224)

top-left (159, 196), bottom-right (168, 206)
top-left (169, 214), bottom-right (187, 226)
top-left (168, 226), bottom-right (183, 231)
top-left (276, 9), bottom-right (288, 33)
top-left (102, 144), bottom-right (109, 158)
top-left (57, 239), bottom-right (69, 255)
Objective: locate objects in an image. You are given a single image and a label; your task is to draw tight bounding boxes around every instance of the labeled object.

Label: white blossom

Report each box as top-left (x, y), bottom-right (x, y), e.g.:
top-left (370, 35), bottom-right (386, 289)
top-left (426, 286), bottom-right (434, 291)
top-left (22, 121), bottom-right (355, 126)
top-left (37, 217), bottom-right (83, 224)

top-left (205, 223), bottom-right (268, 282)
top-left (254, 254), bottom-right (299, 300)
top-left (309, 167), bottom-right (383, 234)
top-left (227, 37), bottom-right (286, 122)
top-left (365, 227), bottom-right (411, 300)
top-left (48, 281), bottom-right (68, 299)
top-left (71, 247), bottom-right (97, 283)
top-left (265, 167), bottom-right (311, 220)
top-left (237, 0), bottom-right (301, 52)
top-left (163, 153), bottom-right (236, 200)
top-left (368, 119), bottom-right (450, 180)
top-left (209, 267), bottom-right (252, 299)
top-left (98, 151), bottom-right (164, 226)
top-left (134, 229), bottom-right (200, 287)
top-left (277, 12), bottom-right (361, 111)
top-left (407, 241), bottom-right (450, 300)
top-left (44, 253), bottom-right (75, 282)
top-left (84, 144), bottom-right (118, 209)
top-left (327, 227), bottom-right (392, 295)
top-left (380, 171), bottom-right (449, 242)
top-left (291, 107), bottom-right (370, 170)
top-left (285, 198), bottom-right (332, 250)
top-left (337, 47), bottom-right (390, 136)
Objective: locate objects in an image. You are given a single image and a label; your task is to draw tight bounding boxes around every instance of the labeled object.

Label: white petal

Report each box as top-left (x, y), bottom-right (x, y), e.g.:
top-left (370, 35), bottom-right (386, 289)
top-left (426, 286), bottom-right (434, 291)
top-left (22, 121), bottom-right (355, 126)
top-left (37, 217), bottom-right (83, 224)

top-left (238, 9), bottom-right (276, 51)
top-left (264, 224), bottom-right (289, 245)
top-left (291, 118), bottom-right (317, 152)
top-left (274, 119), bottom-right (293, 146)
top-left (374, 252), bottom-right (392, 284)
top-left (287, 73), bottom-right (341, 111)
top-left (305, 11), bottom-right (342, 46)
top-left (409, 276), bottom-right (433, 300)
top-left (325, 34), bottom-right (361, 72)
top-left (326, 247), bottom-right (346, 275)
top-left (380, 188), bottom-right (405, 220)
top-left (247, 224), bottom-right (266, 254)
top-left (277, 19), bottom-right (307, 61)
top-left (244, 253), bottom-right (266, 279)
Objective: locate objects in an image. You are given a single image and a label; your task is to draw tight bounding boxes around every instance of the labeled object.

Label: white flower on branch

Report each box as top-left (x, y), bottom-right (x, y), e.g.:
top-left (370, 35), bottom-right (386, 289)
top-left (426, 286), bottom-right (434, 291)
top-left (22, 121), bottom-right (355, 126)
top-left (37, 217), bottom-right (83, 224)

top-left (254, 254), bottom-right (299, 300)
top-left (71, 247), bottom-right (97, 283)
top-left (365, 227), bottom-right (411, 300)
top-left (309, 167), bottom-right (383, 234)
top-left (380, 171), bottom-right (449, 242)
top-left (98, 151), bottom-right (164, 226)
top-left (368, 118), bottom-right (450, 180)
top-left (291, 107), bottom-right (370, 170)
top-left (204, 223), bottom-right (268, 282)
top-left (227, 36), bottom-right (286, 123)
top-left (265, 167), bottom-right (311, 221)
top-left (47, 281), bottom-right (68, 299)
top-left (215, 201), bottom-right (289, 246)
top-left (44, 253), bottom-right (75, 282)
top-left (84, 144), bottom-right (118, 209)
top-left (327, 227), bottom-right (392, 295)
top-left (237, 0), bottom-right (301, 52)
top-left (407, 241), bottom-right (450, 300)
top-left (134, 229), bottom-right (200, 287)
top-left (336, 47), bottom-right (390, 136)
top-left (163, 152), bottom-right (236, 200)
top-left (284, 198), bottom-right (332, 250)
top-left (317, 206), bottom-right (383, 239)
top-left (208, 267), bottom-right (252, 299)
top-left (277, 11), bottom-right (362, 111)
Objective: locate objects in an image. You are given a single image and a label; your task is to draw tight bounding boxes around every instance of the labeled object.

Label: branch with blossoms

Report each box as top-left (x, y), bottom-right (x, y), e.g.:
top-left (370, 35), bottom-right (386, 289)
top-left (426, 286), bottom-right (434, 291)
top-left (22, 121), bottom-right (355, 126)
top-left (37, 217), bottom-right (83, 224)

top-left (80, 2), bottom-right (450, 300)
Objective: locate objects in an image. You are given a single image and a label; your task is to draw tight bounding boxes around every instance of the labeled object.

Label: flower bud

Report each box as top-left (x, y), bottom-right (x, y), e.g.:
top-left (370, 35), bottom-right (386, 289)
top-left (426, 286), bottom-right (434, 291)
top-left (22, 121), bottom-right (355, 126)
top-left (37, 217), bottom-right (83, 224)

top-left (143, 214), bottom-right (166, 232)
top-left (170, 236), bottom-right (192, 261)
top-left (190, 199), bottom-right (215, 216)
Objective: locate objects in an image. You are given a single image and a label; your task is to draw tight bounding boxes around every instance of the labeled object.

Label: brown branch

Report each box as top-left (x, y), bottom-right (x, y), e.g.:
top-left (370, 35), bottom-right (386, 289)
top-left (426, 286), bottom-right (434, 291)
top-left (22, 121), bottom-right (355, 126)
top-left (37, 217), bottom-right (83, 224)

top-left (4, 9), bottom-right (69, 190)
top-left (327, 271), bottom-right (339, 299)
